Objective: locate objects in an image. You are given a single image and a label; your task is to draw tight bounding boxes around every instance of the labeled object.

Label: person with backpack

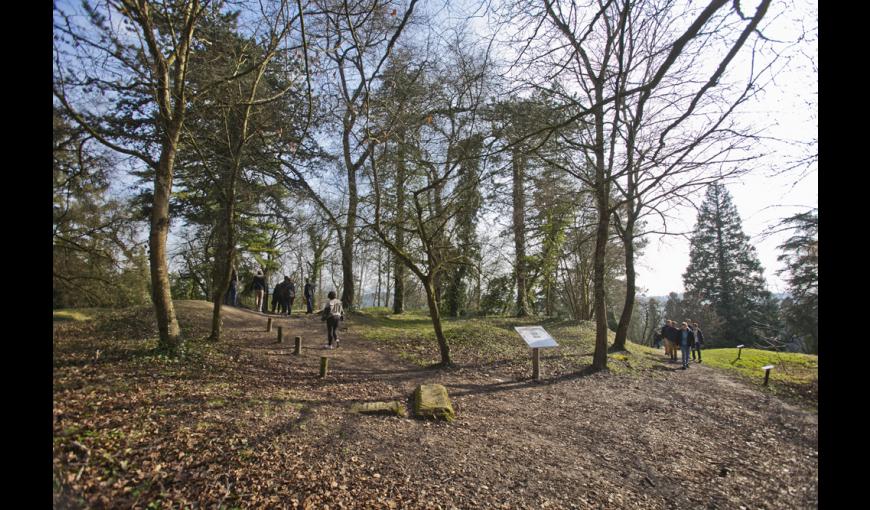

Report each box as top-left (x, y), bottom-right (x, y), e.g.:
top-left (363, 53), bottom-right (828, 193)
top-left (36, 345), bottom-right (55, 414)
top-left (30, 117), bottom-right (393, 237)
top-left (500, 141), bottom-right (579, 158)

top-left (320, 290), bottom-right (344, 349)
top-left (252, 269), bottom-right (267, 313)
top-left (303, 278), bottom-right (315, 314)
top-left (691, 321), bottom-right (705, 362)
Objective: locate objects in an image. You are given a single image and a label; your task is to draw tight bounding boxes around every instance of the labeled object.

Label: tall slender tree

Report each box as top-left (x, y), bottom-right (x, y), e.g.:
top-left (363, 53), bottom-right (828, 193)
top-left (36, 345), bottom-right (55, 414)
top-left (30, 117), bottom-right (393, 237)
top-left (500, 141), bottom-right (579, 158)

top-left (683, 183), bottom-right (775, 345)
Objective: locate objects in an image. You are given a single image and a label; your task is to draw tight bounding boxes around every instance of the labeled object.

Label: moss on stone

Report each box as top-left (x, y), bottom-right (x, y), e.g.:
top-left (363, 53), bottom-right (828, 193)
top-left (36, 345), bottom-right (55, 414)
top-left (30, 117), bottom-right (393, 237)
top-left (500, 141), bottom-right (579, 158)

top-left (350, 401), bottom-right (408, 417)
top-left (414, 384), bottom-right (455, 422)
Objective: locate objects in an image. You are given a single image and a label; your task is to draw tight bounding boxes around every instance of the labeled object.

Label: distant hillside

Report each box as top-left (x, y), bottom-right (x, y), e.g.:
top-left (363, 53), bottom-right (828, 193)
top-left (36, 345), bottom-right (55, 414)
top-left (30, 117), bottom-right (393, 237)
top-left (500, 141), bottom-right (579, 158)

top-left (642, 292), bottom-right (787, 305)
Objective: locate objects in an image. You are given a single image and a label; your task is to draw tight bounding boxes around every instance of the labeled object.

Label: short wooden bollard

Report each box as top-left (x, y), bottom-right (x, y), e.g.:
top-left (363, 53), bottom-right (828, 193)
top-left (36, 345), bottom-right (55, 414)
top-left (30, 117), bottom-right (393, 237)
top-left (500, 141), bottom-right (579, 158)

top-left (277, 326), bottom-right (283, 344)
top-left (294, 336), bottom-right (302, 355)
top-left (762, 365), bottom-right (774, 386)
top-left (319, 356), bottom-right (329, 378)
top-left (266, 317), bottom-right (273, 332)
top-left (736, 344), bottom-right (745, 360)
top-left (532, 348), bottom-right (540, 381)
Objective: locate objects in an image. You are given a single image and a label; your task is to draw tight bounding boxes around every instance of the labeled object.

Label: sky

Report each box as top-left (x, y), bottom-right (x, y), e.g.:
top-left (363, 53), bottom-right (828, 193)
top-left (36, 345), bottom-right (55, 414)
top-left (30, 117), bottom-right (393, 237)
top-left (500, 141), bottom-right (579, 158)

top-left (453, 0), bottom-right (818, 298)
top-left (57, 0), bottom-right (817, 297)
top-left (634, 0), bottom-right (818, 297)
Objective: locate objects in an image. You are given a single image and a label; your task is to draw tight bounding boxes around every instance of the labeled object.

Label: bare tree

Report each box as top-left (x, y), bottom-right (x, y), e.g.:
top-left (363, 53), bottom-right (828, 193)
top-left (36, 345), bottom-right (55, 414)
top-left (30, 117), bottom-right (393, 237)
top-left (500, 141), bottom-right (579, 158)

top-left (501, 0), bottom-right (774, 369)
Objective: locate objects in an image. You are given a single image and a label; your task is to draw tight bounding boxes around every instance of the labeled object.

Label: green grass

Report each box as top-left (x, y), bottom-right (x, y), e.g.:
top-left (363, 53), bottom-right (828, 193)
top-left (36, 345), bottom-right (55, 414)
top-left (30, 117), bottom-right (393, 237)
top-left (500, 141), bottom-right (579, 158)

top-left (53, 310), bottom-right (94, 322)
top-left (702, 347), bottom-right (818, 384)
top-left (702, 347), bottom-right (818, 407)
top-left (353, 308), bottom-right (657, 375)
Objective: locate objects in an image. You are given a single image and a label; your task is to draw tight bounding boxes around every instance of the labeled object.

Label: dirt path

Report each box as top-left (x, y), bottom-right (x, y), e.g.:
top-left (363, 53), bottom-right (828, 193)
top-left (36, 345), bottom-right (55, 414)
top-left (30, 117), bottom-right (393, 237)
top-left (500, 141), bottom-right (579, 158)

top-left (215, 305), bottom-right (818, 509)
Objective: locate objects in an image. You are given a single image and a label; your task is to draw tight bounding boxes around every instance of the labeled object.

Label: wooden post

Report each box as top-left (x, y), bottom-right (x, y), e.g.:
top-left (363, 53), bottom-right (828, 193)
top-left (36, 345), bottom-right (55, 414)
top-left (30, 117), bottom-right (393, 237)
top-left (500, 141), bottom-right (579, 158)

top-left (294, 336), bottom-right (302, 355)
top-left (266, 317), bottom-right (273, 332)
top-left (319, 356), bottom-right (329, 378)
top-left (736, 344), bottom-right (744, 360)
top-left (277, 326), bottom-right (283, 344)
top-left (532, 348), bottom-right (540, 381)
top-left (762, 365), bottom-right (774, 386)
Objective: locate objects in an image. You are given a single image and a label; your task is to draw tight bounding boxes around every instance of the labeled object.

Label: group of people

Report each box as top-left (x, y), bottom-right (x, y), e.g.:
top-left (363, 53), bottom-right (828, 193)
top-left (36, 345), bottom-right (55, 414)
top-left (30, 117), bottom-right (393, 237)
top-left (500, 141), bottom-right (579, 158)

top-left (247, 267), bottom-right (344, 348)
top-left (246, 270), bottom-right (316, 316)
top-left (656, 319), bottom-right (704, 369)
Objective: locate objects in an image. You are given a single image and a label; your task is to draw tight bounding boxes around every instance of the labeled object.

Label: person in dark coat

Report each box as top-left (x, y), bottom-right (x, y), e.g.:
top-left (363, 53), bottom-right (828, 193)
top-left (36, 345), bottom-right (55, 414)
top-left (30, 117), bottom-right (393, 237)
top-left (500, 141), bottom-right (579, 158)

top-left (271, 279), bottom-right (288, 314)
top-left (304, 278), bottom-right (315, 314)
top-left (691, 321), bottom-right (705, 362)
top-left (224, 267), bottom-right (239, 306)
top-left (661, 320), bottom-right (679, 362)
top-left (678, 321), bottom-right (696, 369)
top-left (279, 276), bottom-right (292, 315)
top-left (252, 269), bottom-right (267, 312)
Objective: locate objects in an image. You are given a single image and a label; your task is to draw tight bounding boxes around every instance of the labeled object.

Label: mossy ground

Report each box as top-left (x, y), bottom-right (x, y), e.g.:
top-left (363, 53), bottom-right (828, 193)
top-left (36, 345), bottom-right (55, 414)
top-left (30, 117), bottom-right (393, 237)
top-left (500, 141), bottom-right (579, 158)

top-left (53, 310), bottom-right (95, 322)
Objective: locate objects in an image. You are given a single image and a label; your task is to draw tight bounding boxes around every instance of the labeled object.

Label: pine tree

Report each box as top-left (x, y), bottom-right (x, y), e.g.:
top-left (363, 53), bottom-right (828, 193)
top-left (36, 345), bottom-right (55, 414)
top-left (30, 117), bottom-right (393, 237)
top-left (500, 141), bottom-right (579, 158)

top-left (683, 184), bottom-right (775, 345)
top-left (776, 209), bottom-right (818, 353)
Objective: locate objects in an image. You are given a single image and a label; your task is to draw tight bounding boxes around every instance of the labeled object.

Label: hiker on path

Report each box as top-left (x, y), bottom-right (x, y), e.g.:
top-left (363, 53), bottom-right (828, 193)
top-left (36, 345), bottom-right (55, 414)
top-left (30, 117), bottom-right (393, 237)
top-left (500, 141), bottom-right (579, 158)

top-left (662, 320), bottom-right (679, 362)
top-left (652, 330), bottom-right (663, 348)
top-left (287, 279), bottom-right (297, 315)
top-left (224, 267), bottom-right (239, 306)
top-left (271, 278), bottom-right (288, 314)
top-left (678, 321), bottom-right (696, 370)
top-left (252, 269), bottom-right (267, 312)
top-left (691, 321), bottom-right (705, 363)
top-left (304, 278), bottom-right (315, 314)
top-left (279, 276), bottom-right (293, 315)
top-left (321, 290), bottom-right (344, 349)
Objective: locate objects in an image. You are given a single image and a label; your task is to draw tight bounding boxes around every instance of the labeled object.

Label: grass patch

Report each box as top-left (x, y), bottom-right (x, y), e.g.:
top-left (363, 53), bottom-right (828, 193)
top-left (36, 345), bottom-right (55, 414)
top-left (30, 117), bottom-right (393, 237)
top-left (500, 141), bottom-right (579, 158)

top-left (354, 309), bottom-right (650, 376)
top-left (702, 347), bottom-right (818, 408)
top-left (53, 310), bottom-right (94, 322)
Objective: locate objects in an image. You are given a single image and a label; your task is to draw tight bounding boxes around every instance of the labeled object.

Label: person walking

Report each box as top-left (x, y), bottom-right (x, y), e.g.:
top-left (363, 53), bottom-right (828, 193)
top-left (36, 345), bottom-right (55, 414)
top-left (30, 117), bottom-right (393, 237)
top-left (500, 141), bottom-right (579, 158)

top-left (279, 276), bottom-right (293, 315)
top-left (252, 269), bottom-right (267, 313)
top-left (304, 278), bottom-right (315, 314)
top-left (662, 320), bottom-right (679, 362)
top-left (271, 278), bottom-right (288, 314)
top-left (678, 321), bottom-right (696, 370)
top-left (320, 290), bottom-right (344, 349)
top-left (224, 266), bottom-right (239, 306)
top-left (691, 321), bottom-right (704, 362)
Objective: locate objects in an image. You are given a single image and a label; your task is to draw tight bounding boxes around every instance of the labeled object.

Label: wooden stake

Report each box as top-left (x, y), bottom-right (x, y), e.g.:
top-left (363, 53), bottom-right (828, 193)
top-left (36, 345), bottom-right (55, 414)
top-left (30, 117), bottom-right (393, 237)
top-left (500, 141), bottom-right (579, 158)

top-left (319, 356), bottom-right (329, 378)
top-left (762, 365), bottom-right (774, 386)
top-left (532, 348), bottom-right (540, 381)
top-left (294, 336), bottom-right (302, 355)
top-left (736, 344), bottom-right (744, 360)
top-left (277, 326), bottom-right (283, 344)
top-left (266, 317), bottom-right (273, 332)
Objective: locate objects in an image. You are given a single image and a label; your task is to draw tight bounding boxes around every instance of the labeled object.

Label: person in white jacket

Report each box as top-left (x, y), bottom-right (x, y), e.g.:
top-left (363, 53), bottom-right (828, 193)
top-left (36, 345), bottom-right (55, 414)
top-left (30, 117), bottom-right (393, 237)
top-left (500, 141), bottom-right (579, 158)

top-left (321, 291), bottom-right (344, 349)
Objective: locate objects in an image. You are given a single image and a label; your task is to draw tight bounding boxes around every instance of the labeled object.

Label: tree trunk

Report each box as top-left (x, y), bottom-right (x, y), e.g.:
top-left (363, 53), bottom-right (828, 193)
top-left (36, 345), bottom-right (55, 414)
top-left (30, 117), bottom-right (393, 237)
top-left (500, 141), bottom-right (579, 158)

top-left (393, 140), bottom-right (406, 314)
top-left (424, 278), bottom-right (451, 366)
top-left (512, 148), bottom-right (528, 317)
top-left (151, 144), bottom-right (182, 354)
top-left (591, 87), bottom-right (609, 371)
top-left (341, 215), bottom-right (356, 309)
top-left (612, 216), bottom-right (636, 351)
top-left (209, 157), bottom-right (239, 341)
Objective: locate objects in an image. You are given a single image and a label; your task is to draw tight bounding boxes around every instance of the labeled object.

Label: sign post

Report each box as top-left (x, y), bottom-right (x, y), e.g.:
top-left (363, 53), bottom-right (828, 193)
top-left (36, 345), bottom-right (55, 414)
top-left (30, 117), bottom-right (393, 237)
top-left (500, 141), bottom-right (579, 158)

top-left (514, 326), bottom-right (559, 381)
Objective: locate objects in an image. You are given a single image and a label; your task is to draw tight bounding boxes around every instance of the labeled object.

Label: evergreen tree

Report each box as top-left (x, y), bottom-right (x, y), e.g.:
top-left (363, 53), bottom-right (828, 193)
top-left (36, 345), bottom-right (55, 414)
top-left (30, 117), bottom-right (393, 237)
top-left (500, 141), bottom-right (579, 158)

top-left (776, 209), bottom-right (818, 353)
top-left (683, 184), bottom-right (775, 345)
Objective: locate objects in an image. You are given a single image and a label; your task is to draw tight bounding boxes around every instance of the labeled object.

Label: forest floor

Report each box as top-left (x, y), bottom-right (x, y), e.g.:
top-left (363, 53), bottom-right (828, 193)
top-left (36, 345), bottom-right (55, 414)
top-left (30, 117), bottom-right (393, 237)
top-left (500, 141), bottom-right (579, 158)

top-left (53, 301), bottom-right (817, 509)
